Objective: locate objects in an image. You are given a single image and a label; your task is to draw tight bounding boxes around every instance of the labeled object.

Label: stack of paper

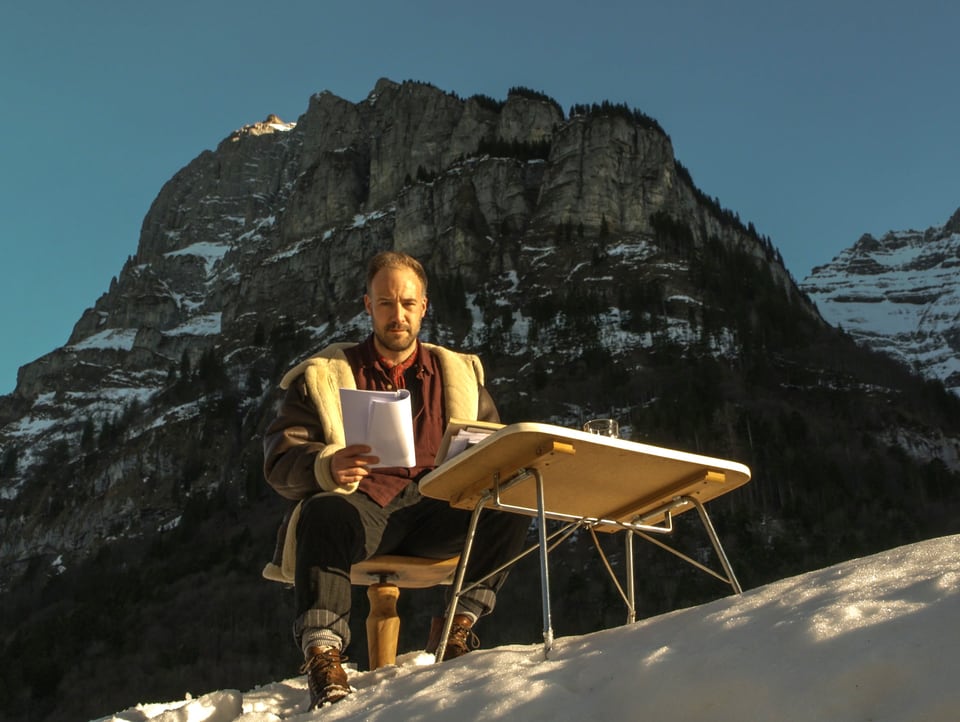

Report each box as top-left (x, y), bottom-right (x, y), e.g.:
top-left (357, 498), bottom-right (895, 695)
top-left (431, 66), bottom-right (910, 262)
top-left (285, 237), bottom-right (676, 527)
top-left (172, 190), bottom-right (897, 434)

top-left (435, 418), bottom-right (504, 464)
top-left (339, 388), bottom-right (416, 468)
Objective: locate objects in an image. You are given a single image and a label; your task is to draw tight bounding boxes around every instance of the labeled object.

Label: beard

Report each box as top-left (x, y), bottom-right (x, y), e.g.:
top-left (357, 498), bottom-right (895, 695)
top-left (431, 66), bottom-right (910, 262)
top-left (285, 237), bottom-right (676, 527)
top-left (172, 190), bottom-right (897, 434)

top-left (374, 323), bottom-right (418, 354)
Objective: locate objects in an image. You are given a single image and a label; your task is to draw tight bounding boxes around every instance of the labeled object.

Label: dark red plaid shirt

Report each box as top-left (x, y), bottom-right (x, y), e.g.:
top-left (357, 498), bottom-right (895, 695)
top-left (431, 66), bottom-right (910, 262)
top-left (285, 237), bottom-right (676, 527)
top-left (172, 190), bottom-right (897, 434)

top-left (342, 335), bottom-right (447, 506)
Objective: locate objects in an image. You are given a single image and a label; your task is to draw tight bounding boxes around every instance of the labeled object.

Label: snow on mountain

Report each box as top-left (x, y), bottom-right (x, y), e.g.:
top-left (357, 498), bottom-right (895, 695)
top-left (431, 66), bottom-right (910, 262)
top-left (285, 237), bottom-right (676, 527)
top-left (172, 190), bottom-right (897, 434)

top-left (90, 534), bottom-right (960, 722)
top-left (801, 211), bottom-right (960, 396)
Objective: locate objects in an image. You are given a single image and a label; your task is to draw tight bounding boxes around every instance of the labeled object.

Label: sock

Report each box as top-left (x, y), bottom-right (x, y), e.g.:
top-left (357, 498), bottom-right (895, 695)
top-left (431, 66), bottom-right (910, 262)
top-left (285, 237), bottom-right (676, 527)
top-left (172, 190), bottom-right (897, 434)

top-left (301, 629), bottom-right (343, 659)
top-left (453, 609), bottom-right (478, 625)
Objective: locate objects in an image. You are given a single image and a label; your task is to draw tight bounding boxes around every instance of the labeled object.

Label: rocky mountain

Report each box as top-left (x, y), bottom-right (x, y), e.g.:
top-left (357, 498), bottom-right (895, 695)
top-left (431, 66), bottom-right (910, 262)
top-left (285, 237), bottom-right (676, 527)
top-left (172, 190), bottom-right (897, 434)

top-left (801, 209), bottom-right (960, 396)
top-left (1, 78), bottom-right (959, 722)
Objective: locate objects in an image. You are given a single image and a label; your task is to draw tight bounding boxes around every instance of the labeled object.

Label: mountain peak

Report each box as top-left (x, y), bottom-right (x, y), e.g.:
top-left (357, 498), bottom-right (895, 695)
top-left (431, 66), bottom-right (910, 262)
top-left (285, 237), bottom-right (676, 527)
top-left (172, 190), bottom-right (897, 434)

top-left (944, 206), bottom-right (960, 235)
top-left (851, 232), bottom-right (881, 253)
top-left (801, 215), bottom-right (960, 395)
top-left (228, 114), bottom-right (295, 141)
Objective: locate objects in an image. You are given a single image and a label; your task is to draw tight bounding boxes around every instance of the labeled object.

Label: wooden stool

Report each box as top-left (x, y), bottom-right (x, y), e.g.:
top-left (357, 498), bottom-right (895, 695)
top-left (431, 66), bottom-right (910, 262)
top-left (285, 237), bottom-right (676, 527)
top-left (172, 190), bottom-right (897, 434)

top-left (350, 554), bottom-right (460, 669)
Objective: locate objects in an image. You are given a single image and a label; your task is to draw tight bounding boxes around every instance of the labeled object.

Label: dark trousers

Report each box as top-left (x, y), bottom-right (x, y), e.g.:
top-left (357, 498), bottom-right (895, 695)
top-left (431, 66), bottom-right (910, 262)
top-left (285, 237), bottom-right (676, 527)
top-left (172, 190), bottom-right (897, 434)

top-left (294, 482), bottom-right (530, 651)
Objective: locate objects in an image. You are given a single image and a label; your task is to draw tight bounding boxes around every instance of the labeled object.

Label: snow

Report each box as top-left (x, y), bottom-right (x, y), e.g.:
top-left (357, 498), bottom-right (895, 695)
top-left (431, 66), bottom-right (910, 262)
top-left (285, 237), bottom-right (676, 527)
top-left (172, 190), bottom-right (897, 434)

top-left (350, 208), bottom-right (391, 228)
top-left (66, 382), bottom-right (160, 410)
top-left (163, 312), bottom-right (223, 337)
top-left (143, 402), bottom-right (201, 432)
top-left (69, 328), bottom-right (139, 352)
top-left (158, 515), bottom-right (182, 533)
top-left (237, 216), bottom-right (277, 244)
top-left (606, 239), bottom-right (657, 261)
top-left (4, 412), bottom-right (58, 439)
top-left (165, 241), bottom-right (231, 276)
top-left (265, 229), bottom-right (337, 264)
top-left (91, 534), bottom-right (960, 722)
top-left (801, 227), bottom-right (960, 395)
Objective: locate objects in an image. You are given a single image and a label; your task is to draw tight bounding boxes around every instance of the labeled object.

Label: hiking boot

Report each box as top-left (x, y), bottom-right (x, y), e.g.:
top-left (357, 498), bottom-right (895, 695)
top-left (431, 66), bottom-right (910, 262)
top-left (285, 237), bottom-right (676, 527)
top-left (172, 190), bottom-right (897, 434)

top-left (426, 614), bottom-right (480, 661)
top-left (301, 645), bottom-right (351, 709)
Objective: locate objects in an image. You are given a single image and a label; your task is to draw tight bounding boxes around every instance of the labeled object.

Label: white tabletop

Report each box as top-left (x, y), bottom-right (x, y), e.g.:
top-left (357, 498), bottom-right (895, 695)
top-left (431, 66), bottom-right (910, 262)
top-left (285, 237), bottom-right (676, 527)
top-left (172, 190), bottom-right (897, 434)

top-left (419, 422), bottom-right (751, 529)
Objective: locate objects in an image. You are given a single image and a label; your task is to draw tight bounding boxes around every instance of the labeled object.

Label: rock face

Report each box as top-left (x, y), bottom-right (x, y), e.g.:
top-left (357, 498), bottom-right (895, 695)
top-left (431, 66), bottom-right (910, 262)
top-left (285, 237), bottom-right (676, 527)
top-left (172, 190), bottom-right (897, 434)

top-left (0, 77), bottom-right (953, 597)
top-left (7, 80), bottom-right (794, 404)
top-left (801, 210), bottom-right (960, 396)
top-left (0, 79), bottom-right (796, 581)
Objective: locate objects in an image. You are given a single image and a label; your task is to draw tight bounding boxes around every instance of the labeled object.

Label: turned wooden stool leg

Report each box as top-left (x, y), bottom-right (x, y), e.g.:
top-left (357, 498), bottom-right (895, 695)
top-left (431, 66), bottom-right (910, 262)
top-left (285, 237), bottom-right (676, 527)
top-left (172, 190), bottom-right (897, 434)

top-left (366, 581), bottom-right (401, 669)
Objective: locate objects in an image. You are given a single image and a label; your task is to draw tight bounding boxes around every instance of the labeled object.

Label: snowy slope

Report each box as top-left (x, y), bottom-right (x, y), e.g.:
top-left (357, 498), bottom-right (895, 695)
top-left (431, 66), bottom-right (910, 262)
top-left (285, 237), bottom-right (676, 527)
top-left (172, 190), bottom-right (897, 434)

top-left (92, 534), bottom-right (960, 722)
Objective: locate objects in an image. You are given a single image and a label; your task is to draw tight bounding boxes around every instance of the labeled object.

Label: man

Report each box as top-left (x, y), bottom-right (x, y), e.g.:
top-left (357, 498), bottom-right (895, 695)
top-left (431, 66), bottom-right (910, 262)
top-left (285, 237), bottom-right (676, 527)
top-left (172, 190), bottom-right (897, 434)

top-left (263, 251), bottom-right (530, 710)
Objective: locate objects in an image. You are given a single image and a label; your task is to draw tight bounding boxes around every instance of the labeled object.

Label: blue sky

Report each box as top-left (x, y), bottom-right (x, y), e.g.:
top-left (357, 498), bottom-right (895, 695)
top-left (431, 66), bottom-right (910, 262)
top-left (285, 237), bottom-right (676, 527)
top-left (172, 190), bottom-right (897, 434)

top-left (2, 0), bottom-right (959, 396)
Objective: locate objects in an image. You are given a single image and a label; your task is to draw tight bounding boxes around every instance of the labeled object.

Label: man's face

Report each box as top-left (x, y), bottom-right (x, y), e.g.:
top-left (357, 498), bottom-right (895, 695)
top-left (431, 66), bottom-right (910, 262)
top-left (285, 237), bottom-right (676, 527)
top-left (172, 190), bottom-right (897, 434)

top-left (364, 266), bottom-right (428, 361)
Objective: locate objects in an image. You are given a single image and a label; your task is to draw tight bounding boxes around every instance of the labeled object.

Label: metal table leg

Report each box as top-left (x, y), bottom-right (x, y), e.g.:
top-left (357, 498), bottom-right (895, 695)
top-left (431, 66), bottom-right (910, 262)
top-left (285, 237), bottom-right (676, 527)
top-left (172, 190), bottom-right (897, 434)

top-left (533, 468), bottom-right (553, 657)
top-left (625, 530), bottom-right (636, 624)
top-left (434, 491), bottom-right (489, 662)
top-left (687, 495), bottom-right (742, 594)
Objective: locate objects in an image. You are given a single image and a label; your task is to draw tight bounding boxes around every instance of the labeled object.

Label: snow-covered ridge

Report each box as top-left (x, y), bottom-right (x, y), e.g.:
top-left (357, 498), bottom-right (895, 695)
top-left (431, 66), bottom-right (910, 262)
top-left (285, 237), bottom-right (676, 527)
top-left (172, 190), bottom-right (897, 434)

top-left (801, 219), bottom-right (960, 395)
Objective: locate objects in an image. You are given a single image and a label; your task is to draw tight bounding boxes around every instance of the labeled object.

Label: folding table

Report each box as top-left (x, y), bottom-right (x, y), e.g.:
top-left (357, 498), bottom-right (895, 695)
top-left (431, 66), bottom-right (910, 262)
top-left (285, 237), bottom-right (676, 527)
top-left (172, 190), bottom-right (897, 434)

top-left (418, 421), bottom-right (752, 658)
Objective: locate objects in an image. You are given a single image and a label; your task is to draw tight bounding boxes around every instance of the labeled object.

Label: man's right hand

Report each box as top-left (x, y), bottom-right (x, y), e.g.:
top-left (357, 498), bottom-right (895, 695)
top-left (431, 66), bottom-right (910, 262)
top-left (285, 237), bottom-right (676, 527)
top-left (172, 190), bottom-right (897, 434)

top-left (330, 445), bottom-right (380, 487)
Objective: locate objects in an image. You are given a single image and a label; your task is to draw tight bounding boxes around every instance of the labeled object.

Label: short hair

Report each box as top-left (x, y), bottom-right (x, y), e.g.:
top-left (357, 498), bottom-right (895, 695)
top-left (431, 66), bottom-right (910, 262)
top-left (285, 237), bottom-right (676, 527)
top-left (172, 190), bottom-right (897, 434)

top-left (365, 251), bottom-right (428, 295)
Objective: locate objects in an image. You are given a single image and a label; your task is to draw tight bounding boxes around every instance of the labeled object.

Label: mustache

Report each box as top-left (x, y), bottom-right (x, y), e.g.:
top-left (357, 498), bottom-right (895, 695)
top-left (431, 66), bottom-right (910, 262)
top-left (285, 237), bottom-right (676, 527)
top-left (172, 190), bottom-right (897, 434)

top-left (386, 323), bottom-right (411, 332)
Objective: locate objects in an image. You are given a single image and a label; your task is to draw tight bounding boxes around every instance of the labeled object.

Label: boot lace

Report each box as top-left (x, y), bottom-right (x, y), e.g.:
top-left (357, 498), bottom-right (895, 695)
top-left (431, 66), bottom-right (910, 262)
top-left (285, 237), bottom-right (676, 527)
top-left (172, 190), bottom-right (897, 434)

top-left (445, 620), bottom-right (481, 657)
top-left (301, 647), bottom-right (350, 708)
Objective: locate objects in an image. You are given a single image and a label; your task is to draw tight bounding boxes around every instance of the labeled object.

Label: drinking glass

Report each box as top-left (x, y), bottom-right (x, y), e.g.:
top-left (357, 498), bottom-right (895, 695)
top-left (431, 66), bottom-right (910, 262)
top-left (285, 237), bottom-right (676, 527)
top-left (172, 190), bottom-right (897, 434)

top-left (583, 418), bottom-right (619, 438)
